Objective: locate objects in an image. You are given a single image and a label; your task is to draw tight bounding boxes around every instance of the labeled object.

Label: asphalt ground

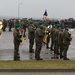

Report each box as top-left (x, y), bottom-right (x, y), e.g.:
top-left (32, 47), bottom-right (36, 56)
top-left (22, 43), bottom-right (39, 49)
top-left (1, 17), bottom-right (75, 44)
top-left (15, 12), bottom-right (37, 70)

top-left (0, 28), bottom-right (75, 74)
top-left (0, 72), bottom-right (75, 75)
top-left (0, 28), bottom-right (75, 61)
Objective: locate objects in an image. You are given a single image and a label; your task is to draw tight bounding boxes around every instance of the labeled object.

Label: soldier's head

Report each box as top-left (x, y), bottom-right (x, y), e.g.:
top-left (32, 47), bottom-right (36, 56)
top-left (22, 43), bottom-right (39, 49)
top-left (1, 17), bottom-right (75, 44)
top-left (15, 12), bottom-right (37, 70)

top-left (65, 25), bottom-right (69, 31)
top-left (56, 24), bottom-right (61, 30)
top-left (15, 24), bottom-right (20, 30)
top-left (61, 20), bottom-right (64, 25)
top-left (29, 22), bottom-right (34, 27)
top-left (39, 21), bottom-right (44, 29)
top-left (60, 26), bottom-right (64, 31)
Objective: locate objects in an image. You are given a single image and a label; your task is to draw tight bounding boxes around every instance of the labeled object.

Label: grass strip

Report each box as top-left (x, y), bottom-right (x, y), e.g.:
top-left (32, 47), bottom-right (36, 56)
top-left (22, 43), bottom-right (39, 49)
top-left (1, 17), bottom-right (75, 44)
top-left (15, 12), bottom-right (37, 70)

top-left (0, 60), bottom-right (75, 69)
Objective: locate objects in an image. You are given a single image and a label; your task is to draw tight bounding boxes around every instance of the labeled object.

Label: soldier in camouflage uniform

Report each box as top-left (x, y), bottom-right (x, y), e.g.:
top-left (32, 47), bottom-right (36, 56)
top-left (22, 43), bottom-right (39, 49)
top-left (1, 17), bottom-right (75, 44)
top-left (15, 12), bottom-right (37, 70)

top-left (63, 26), bottom-right (72, 60)
top-left (35, 22), bottom-right (45, 60)
top-left (50, 25), bottom-right (56, 51)
top-left (28, 22), bottom-right (35, 53)
top-left (13, 20), bottom-right (22, 61)
top-left (53, 24), bottom-right (60, 59)
top-left (58, 27), bottom-right (64, 59)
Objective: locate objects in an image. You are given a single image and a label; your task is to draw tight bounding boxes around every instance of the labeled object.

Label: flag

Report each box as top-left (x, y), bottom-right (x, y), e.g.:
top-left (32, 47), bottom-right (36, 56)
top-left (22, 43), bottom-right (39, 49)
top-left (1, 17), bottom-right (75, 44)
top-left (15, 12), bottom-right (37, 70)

top-left (43, 10), bottom-right (48, 16)
top-left (42, 10), bottom-right (48, 21)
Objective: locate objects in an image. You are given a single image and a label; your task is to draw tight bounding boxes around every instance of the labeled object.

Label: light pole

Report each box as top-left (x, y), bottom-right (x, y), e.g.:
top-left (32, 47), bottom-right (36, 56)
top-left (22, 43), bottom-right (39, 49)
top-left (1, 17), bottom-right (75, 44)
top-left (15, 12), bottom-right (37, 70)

top-left (18, 3), bottom-right (23, 19)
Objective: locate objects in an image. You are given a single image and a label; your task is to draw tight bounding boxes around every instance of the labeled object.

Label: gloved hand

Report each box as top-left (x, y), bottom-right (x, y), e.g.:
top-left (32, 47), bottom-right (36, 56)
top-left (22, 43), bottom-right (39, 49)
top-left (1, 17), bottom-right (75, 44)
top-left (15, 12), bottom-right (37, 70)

top-left (20, 40), bottom-right (22, 42)
top-left (20, 35), bottom-right (22, 38)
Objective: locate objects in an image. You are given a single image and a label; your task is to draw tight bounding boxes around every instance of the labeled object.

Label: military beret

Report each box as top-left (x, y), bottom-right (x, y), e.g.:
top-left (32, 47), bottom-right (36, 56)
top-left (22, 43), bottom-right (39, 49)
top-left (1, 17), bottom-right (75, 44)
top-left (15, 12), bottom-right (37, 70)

top-left (46, 24), bottom-right (49, 27)
top-left (39, 21), bottom-right (43, 25)
top-left (51, 22), bottom-right (55, 25)
top-left (56, 24), bottom-right (60, 27)
top-left (60, 26), bottom-right (65, 29)
top-left (15, 24), bottom-right (20, 28)
top-left (30, 22), bottom-right (33, 24)
top-left (65, 24), bottom-right (69, 28)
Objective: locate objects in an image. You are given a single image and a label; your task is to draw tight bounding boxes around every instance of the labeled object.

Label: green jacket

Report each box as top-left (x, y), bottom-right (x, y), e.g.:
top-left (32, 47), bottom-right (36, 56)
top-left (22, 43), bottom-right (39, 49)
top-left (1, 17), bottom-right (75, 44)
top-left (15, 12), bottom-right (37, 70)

top-left (35, 27), bottom-right (45, 43)
top-left (63, 29), bottom-right (71, 45)
top-left (28, 25), bottom-right (35, 39)
top-left (13, 29), bottom-right (21, 44)
top-left (58, 30), bottom-right (64, 45)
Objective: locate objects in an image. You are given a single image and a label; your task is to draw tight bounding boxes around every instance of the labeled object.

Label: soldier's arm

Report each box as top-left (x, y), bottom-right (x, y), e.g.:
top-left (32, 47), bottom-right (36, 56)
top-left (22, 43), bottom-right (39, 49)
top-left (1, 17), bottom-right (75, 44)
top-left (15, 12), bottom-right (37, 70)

top-left (64, 31), bottom-right (71, 41)
top-left (13, 32), bottom-right (21, 42)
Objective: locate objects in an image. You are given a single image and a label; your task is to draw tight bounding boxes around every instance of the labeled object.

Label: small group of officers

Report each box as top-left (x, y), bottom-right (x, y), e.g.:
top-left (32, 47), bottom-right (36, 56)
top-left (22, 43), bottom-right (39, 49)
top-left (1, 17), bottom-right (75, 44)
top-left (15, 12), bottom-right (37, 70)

top-left (13, 19), bottom-right (72, 61)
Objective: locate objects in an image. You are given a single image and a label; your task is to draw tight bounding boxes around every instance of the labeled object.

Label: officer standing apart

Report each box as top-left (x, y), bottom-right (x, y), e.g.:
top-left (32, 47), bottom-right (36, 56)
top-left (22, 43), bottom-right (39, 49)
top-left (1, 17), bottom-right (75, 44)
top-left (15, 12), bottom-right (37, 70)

top-left (35, 21), bottom-right (45, 60)
top-left (28, 22), bottom-right (35, 53)
top-left (13, 20), bottom-right (22, 61)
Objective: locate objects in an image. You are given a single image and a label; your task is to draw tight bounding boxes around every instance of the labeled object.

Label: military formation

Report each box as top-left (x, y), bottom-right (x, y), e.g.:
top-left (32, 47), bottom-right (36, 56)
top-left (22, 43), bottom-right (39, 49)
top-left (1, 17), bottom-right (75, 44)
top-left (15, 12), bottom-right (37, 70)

top-left (0, 18), bottom-right (73, 61)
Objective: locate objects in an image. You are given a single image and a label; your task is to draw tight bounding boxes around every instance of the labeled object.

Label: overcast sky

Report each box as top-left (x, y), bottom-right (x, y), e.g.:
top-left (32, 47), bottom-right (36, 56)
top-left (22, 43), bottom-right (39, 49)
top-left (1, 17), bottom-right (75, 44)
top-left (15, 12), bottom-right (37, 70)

top-left (0, 0), bottom-right (75, 19)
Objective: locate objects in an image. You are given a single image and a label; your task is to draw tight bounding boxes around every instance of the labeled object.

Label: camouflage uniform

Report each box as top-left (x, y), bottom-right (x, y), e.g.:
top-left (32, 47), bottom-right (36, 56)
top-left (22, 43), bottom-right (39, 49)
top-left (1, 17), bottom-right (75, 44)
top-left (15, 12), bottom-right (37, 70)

top-left (58, 28), bottom-right (64, 59)
top-left (28, 24), bottom-right (35, 53)
top-left (63, 28), bottom-right (72, 60)
top-left (35, 24), bottom-right (45, 60)
top-left (13, 24), bottom-right (21, 60)
top-left (50, 25), bottom-right (56, 51)
top-left (53, 27), bottom-right (60, 58)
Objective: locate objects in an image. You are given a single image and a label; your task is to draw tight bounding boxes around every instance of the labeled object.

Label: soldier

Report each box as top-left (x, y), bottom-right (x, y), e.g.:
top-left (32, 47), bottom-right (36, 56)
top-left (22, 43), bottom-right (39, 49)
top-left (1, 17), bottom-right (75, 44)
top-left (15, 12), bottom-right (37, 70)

top-left (53, 24), bottom-right (60, 59)
top-left (35, 21), bottom-right (45, 60)
top-left (50, 24), bottom-right (56, 51)
top-left (8, 20), bottom-right (13, 31)
top-left (2, 19), bottom-right (7, 31)
top-left (28, 22), bottom-right (35, 53)
top-left (13, 20), bottom-right (22, 61)
top-left (63, 25), bottom-right (72, 60)
top-left (58, 26), bottom-right (64, 59)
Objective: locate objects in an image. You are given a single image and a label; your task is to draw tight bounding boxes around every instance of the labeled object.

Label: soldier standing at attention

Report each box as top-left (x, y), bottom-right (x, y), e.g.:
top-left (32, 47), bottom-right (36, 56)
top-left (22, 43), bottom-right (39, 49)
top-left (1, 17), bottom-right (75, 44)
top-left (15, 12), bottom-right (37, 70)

top-left (28, 22), bottom-right (35, 53)
top-left (63, 25), bottom-right (72, 60)
top-left (13, 20), bottom-right (22, 61)
top-left (58, 26), bottom-right (64, 59)
top-left (53, 24), bottom-right (60, 59)
top-left (35, 22), bottom-right (45, 60)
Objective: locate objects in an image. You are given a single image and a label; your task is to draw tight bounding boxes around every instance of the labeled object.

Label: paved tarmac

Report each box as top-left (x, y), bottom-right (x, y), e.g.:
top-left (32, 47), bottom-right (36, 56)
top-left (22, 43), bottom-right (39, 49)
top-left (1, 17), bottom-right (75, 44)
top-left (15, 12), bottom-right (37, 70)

top-left (0, 28), bottom-right (75, 61)
top-left (0, 72), bottom-right (75, 75)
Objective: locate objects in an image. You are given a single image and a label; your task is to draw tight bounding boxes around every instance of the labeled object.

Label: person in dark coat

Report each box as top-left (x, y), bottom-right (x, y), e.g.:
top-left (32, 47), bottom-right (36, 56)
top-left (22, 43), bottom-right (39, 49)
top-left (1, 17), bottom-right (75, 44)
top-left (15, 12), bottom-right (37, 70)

top-left (2, 19), bottom-right (7, 31)
top-left (8, 20), bottom-right (13, 31)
